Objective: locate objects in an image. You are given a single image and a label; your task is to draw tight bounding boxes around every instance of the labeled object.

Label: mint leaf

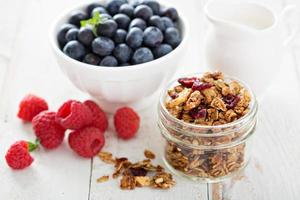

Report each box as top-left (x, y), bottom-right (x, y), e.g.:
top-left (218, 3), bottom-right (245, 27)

top-left (80, 11), bottom-right (102, 36)
top-left (28, 139), bottom-right (39, 152)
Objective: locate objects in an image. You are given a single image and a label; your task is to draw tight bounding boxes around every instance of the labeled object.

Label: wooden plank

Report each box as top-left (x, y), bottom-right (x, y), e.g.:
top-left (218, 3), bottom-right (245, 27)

top-left (0, 0), bottom-right (92, 199)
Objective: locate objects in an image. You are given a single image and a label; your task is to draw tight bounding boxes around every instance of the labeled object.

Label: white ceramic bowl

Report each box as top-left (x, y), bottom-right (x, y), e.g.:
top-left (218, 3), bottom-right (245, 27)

top-left (50, 0), bottom-right (189, 112)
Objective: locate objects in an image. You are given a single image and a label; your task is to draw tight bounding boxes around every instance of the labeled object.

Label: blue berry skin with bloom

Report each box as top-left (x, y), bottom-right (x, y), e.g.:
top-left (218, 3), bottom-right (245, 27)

top-left (164, 27), bottom-right (181, 48)
top-left (119, 4), bottom-right (134, 18)
top-left (68, 11), bottom-right (88, 26)
top-left (161, 17), bottom-right (174, 29)
top-left (120, 62), bottom-right (130, 66)
top-left (134, 5), bottom-right (153, 21)
top-left (113, 43), bottom-right (133, 63)
top-left (162, 7), bottom-right (179, 21)
top-left (132, 47), bottom-right (154, 64)
top-left (106, 0), bottom-right (127, 15)
top-left (100, 56), bottom-right (118, 66)
top-left (83, 53), bottom-right (101, 65)
top-left (92, 37), bottom-right (115, 56)
top-left (143, 26), bottom-right (163, 48)
top-left (63, 41), bottom-right (86, 61)
top-left (96, 19), bottom-right (118, 37)
top-left (65, 28), bottom-right (79, 42)
top-left (126, 27), bottom-right (143, 49)
top-left (114, 29), bottom-right (127, 44)
top-left (141, 0), bottom-right (160, 15)
top-left (152, 43), bottom-right (173, 58)
top-left (149, 15), bottom-right (165, 32)
top-left (129, 18), bottom-right (147, 30)
top-left (78, 27), bottom-right (94, 46)
top-left (91, 7), bottom-right (108, 17)
top-left (113, 14), bottom-right (131, 29)
top-left (57, 24), bottom-right (76, 49)
top-left (100, 13), bottom-right (113, 20)
top-left (87, 3), bottom-right (104, 15)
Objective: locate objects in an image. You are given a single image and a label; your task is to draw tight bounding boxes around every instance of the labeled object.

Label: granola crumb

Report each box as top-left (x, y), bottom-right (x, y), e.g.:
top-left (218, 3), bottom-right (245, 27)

top-left (97, 175), bottom-right (109, 183)
top-left (97, 149), bottom-right (175, 190)
top-left (144, 149), bottom-right (156, 159)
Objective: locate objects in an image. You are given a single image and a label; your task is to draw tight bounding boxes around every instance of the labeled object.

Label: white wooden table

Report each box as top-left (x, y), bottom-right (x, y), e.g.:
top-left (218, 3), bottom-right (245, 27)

top-left (0, 0), bottom-right (300, 199)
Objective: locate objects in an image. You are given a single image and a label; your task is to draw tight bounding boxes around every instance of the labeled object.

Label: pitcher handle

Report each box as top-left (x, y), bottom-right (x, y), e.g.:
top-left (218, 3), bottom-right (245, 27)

top-left (281, 5), bottom-right (300, 46)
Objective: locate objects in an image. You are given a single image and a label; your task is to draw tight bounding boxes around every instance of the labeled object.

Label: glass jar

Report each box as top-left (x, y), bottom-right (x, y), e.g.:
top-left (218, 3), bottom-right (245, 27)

top-left (158, 74), bottom-right (258, 183)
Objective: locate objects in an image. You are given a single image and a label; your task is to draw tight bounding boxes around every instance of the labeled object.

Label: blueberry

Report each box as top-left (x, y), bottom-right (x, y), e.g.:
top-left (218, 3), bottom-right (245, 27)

top-left (141, 0), bottom-right (160, 15)
top-left (149, 15), bottom-right (165, 31)
top-left (164, 27), bottom-right (181, 48)
top-left (113, 29), bottom-right (127, 44)
top-left (87, 4), bottom-right (105, 15)
top-left (65, 28), bottom-right (79, 42)
top-left (68, 10), bottom-right (88, 27)
top-left (131, 0), bottom-right (141, 8)
top-left (57, 24), bottom-right (76, 48)
top-left (153, 43), bottom-right (173, 58)
top-left (119, 4), bottom-right (134, 18)
top-left (63, 41), bottom-right (86, 60)
top-left (132, 47), bottom-right (154, 64)
top-left (92, 37), bottom-right (115, 56)
top-left (113, 14), bottom-right (131, 29)
top-left (120, 62), bottom-right (130, 66)
top-left (143, 26), bottom-right (163, 47)
top-left (101, 13), bottom-right (113, 20)
top-left (161, 17), bottom-right (174, 29)
top-left (126, 27), bottom-right (143, 49)
top-left (100, 56), bottom-right (118, 66)
top-left (134, 5), bottom-right (153, 21)
top-left (113, 43), bottom-right (132, 63)
top-left (83, 53), bottom-right (101, 65)
top-left (162, 7), bottom-right (179, 21)
top-left (129, 18), bottom-right (147, 30)
top-left (91, 7), bottom-right (108, 17)
top-left (77, 27), bottom-right (94, 46)
top-left (106, 0), bottom-right (127, 15)
top-left (96, 19), bottom-right (117, 37)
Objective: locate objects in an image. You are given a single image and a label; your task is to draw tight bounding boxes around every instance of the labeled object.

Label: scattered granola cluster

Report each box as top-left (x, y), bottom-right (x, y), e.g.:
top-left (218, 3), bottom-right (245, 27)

top-left (162, 72), bottom-right (253, 179)
top-left (97, 150), bottom-right (175, 190)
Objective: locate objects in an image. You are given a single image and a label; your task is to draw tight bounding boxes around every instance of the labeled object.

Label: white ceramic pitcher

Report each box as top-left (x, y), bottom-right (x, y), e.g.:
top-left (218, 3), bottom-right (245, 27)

top-left (204, 0), bottom-right (299, 97)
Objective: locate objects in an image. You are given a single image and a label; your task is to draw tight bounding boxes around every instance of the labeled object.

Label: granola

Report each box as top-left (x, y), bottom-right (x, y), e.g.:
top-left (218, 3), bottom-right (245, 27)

top-left (97, 175), bottom-right (109, 183)
top-left (97, 150), bottom-right (175, 190)
top-left (162, 72), bottom-right (253, 179)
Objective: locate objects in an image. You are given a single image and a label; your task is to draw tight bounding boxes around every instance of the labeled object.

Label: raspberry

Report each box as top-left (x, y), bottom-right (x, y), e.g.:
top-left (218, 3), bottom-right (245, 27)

top-left (5, 140), bottom-right (38, 170)
top-left (17, 94), bottom-right (48, 122)
top-left (84, 100), bottom-right (108, 132)
top-left (56, 100), bottom-right (92, 130)
top-left (68, 126), bottom-right (105, 158)
top-left (114, 107), bottom-right (140, 140)
top-left (32, 111), bottom-right (66, 149)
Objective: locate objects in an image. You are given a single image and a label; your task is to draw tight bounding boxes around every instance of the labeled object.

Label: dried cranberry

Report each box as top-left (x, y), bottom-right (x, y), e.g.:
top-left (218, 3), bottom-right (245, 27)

top-left (190, 107), bottom-right (207, 119)
top-left (222, 95), bottom-right (240, 109)
top-left (170, 93), bottom-right (178, 99)
top-left (192, 80), bottom-right (213, 91)
top-left (129, 168), bottom-right (147, 176)
top-left (178, 77), bottom-right (198, 88)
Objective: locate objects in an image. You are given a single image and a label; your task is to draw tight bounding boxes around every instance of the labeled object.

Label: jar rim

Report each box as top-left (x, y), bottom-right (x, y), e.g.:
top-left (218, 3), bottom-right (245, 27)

top-left (159, 72), bottom-right (258, 137)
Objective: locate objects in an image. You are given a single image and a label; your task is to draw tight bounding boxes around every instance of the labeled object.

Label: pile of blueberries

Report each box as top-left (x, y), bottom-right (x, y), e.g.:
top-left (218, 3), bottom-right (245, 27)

top-left (57, 0), bottom-right (182, 66)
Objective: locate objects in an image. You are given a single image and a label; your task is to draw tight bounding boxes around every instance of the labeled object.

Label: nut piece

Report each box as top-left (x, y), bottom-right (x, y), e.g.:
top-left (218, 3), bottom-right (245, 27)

top-left (135, 176), bottom-right (151, 187)
top-left (152, 172), bottom-right (175, 189)
top-left (210, 97), bottom-right (227, 111)
top-left (97, 175), bottom-right (109, 183)
top-left (144, 149), bottom-right (156, 159)
top-left (98, 152), bottom-right (115, 164)
top-left (166, 88), bottom-right (192, 109)
top-left (184, 90), bottom-right (203, 111)
top-left (120, 175), bottom-right (136, 190)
